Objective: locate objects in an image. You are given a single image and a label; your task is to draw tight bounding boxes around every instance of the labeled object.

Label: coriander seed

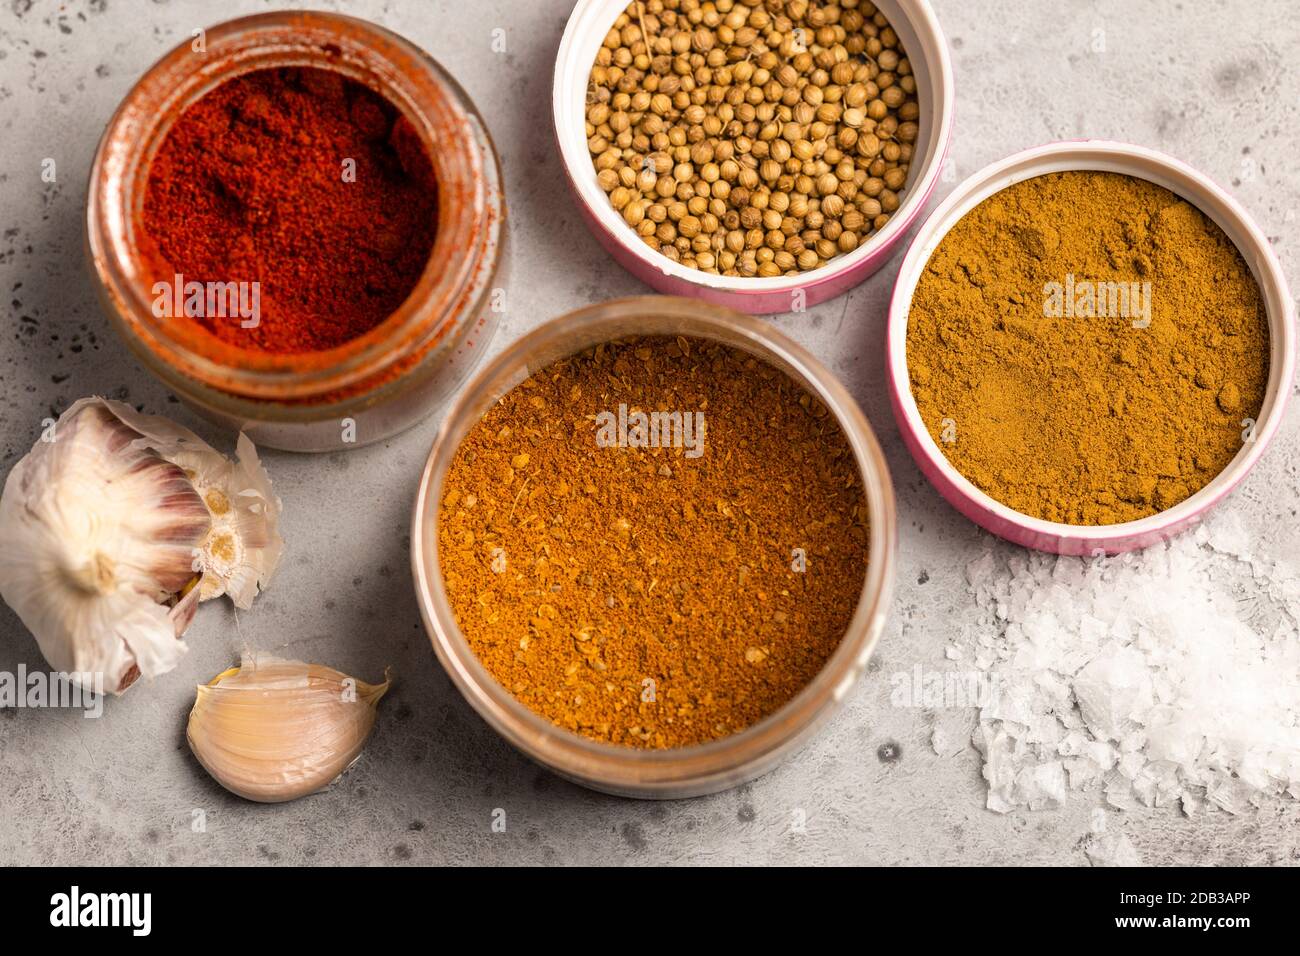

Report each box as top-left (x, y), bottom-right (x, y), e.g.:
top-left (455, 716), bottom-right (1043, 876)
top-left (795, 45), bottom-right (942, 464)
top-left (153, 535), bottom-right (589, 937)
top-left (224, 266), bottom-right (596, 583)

top-left (587, 0), bottom-right (920, 278)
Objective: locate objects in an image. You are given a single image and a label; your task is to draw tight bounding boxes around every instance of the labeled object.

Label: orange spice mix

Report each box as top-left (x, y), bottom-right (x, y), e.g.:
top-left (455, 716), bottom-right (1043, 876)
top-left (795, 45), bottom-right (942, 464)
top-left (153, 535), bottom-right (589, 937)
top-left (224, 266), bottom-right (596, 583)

top-left (438, 335), bottom-right (869, 748)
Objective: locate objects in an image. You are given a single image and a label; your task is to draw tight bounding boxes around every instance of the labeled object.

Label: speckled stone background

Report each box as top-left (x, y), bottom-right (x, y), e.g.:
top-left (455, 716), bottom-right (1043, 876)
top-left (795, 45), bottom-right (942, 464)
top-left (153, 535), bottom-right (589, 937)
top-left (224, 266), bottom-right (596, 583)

top-left (1, 0), bottom-right (1297, 866)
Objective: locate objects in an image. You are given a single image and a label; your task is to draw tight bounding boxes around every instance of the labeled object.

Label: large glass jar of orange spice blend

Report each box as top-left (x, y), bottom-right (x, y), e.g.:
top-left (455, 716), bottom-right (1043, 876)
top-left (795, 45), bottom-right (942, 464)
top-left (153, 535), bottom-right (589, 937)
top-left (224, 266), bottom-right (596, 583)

top-left (87, 12), bottom-right (505, 451)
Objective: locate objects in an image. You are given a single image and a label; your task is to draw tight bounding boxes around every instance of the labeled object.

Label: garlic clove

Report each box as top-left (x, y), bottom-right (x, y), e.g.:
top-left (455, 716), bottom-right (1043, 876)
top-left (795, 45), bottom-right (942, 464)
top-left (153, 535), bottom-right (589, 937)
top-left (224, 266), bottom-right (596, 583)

top-left (187, 654), bottom-right (391, 803)
top-left (209, 433), bottom-right (283, 608)
top-left (113, 405), bottom-right (283, 609)
top-left (0, 399), bottom-right (212, 693)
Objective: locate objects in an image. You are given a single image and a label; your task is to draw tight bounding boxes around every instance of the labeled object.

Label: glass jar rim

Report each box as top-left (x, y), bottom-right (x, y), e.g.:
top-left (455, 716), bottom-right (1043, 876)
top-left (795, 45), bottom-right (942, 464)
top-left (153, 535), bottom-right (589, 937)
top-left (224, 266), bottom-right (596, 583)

top-left (87, 12), bottom-right (495, 402)
top-left (411, 296), bottom-right (898, 797)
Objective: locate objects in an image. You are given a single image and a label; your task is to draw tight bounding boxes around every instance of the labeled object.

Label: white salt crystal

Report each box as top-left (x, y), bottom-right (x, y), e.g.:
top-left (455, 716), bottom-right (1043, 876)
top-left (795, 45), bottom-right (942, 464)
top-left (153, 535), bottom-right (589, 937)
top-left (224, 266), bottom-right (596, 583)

top-left (1058, 731), bottom-right (1087, 758)
top-left (1117, 751), bottom-right (1146, 780)
top-left (1065, 756), bottom-right (1104, 789)
top-left (1051, 557), bottom-right (1086, 588)
top-left (963, 516), bottom-right (1300, 816)
top-left (973, 725), bottom-right (1019, 814)
top-left (1201, 509), bottom-right (1250, 556)
top-left (966, 552), bottom-right (995, 588)
top-left (1142, 763), bottom-right (1182, 808)
top-left (1058, 707), bottom-right (1085, 731)
top-left (1028, 714), bottom-right (1064, 748)
top-left (1086, 740), bottom-right (1118, 771)
top-left (1145, 711), bottom-right (1204, 769)
top-left (979, 673), bottom-right (1036, 726)
top-left (1104, 771), bottom-right (1143, 810)
top-left (1205, 771), bottom-right (1257, 815)
top-left (1074, 642), bottom-right (1154, 740)
top-left (930, 726), bottom-right (950, 756)
top-left (1017, 761), bottom-right (1066, 810)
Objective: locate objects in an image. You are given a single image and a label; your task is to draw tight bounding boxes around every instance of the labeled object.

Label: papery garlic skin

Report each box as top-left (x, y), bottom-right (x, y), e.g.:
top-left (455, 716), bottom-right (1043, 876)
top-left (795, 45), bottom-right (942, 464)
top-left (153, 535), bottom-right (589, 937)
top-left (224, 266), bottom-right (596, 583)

top-left (111, 406), bottom-right (283, 609)
top-left (0, 400), bottom-right (211, 693)
top-left (187, 654), bottom-right (390, 803)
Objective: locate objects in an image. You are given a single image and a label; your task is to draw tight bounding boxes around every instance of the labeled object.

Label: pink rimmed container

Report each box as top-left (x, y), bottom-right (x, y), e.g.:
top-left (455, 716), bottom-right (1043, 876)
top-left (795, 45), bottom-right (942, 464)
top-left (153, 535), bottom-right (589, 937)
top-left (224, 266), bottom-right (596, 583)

top-left (887, 141), bottom-right (1296, 555)
top-left (553, 0), bottom-right (954, 314)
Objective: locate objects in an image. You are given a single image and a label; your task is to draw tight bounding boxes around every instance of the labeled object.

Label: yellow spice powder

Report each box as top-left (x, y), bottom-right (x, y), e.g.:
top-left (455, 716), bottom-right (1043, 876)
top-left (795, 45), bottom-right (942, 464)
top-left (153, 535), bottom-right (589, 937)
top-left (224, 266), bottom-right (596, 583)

top-left (907, 171), bottom-right (1269, 525)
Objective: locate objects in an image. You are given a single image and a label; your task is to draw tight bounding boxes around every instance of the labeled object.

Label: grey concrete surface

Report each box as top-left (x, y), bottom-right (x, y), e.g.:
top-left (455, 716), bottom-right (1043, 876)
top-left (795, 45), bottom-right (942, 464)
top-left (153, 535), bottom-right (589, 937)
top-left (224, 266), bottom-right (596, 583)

top-left (1, 0), bottom-right (1297, 866)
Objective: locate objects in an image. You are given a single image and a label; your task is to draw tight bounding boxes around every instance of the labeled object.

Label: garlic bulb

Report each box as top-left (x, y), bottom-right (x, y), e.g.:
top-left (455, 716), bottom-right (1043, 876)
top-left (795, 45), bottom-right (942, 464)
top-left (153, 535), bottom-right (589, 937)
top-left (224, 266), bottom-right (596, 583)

top-left (187, 654), bottom-right (391, 803)
top-left (0, 398), bottom-right (283, 693)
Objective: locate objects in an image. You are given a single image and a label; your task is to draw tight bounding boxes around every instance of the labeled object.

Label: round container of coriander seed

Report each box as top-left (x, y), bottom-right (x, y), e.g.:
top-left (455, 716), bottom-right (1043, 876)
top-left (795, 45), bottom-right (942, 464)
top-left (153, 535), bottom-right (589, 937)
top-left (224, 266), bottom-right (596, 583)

top-left (411, 296), bottom-right (896, 798)
top-left (553, 0), bottom-right (955, 314)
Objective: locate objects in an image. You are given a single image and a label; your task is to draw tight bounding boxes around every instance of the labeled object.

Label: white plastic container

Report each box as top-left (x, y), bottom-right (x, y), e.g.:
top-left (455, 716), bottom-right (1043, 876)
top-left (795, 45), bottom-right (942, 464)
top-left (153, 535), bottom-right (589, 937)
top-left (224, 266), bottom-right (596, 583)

top-left (553, 0), bottom-right (955, 314)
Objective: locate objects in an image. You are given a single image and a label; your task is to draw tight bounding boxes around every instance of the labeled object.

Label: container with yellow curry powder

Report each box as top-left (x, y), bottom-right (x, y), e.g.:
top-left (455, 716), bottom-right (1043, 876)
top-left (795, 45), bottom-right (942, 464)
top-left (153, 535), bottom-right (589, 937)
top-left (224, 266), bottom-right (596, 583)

top-left (412, 297), bottom-right (896, 798)
top-left (888, 142), bottom-right (1295, 555)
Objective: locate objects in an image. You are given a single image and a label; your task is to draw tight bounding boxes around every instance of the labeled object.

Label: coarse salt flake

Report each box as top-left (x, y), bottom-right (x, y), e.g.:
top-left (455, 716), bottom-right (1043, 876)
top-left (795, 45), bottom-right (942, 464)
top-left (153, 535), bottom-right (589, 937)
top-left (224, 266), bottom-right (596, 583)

top-left (964, 512), bottom-right (1300, 816)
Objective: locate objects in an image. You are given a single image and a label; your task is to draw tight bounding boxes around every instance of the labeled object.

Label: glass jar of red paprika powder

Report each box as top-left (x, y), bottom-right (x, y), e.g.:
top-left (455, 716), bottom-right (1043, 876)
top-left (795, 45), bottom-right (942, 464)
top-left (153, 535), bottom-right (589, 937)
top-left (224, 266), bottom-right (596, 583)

top-left (87, 12), bottom-right (505, 451)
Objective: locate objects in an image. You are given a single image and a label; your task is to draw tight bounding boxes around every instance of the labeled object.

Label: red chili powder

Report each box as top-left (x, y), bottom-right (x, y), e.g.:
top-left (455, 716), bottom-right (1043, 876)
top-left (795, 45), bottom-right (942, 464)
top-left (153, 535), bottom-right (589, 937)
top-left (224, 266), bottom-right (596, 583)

top-left (142, 66), bottom-right (438, 354)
